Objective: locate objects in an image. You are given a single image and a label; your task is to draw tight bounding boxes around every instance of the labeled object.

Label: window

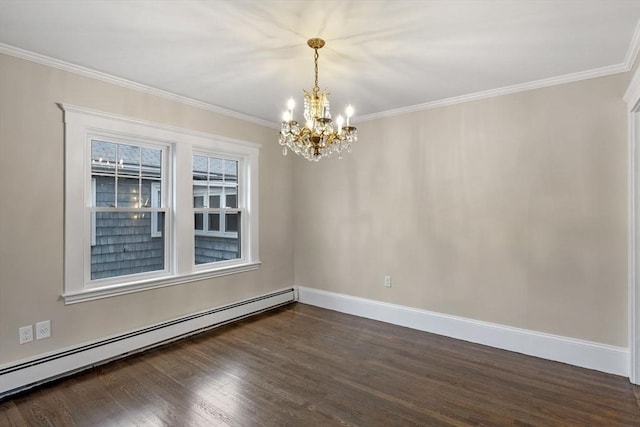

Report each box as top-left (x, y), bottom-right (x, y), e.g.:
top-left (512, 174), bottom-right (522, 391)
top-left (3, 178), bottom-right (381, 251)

top-left (90, 140), bottom-right (166, 280)
top-left (62, 104), bottom-right (260, 303)
top-left (193, 155), bottom-right (241, 265)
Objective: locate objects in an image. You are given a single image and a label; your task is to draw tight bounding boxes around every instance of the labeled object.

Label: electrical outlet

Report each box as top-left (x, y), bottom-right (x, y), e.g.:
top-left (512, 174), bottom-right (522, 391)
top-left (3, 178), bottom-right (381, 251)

top-left (384, 275), bottom-right (392, 287)
top-left (19, 325), bottom-right (33, 344)
top-left (36, 320), bottom-right (51, 340)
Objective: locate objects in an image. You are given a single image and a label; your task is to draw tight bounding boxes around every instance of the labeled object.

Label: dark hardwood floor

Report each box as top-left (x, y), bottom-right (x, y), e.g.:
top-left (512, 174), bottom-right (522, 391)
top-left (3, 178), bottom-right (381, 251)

top-left (1, 303), bottom-right (639, 426)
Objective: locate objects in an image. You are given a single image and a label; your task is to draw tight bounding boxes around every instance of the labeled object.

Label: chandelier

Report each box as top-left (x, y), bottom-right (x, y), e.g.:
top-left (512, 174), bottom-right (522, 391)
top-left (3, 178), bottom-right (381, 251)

top-left (279, 38), bottom-right (358, 161)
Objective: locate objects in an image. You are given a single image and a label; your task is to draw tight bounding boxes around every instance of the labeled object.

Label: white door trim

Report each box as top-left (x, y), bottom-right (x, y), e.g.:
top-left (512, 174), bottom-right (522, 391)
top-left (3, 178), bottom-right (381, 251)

top-left (624, 67), bottom-right (640, 385)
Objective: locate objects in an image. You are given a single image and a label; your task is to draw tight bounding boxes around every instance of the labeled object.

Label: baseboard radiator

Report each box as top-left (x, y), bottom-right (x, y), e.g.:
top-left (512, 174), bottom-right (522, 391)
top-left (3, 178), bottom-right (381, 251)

top-left (0, 288), bottom-right (295, 399)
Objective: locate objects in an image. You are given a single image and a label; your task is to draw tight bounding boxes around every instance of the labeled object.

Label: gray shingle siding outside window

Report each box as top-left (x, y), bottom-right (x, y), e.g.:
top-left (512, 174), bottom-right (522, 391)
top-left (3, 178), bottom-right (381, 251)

top-left (91, 176), bottom-right (239, 278)
top-left (91, 177), bottom-right (164, 279)
top-left (194, 235), bottom-right (239, 264)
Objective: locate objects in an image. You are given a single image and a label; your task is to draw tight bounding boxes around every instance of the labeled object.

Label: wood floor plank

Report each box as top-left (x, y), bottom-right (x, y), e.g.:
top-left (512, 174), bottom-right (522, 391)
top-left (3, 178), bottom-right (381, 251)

top-left (1, 303), bottom-right (639, 426)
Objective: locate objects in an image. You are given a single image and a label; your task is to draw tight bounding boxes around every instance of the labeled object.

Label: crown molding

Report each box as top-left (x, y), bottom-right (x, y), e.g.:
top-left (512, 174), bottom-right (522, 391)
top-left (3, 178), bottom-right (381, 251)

top-left (624, 66), bottom-right (640, 108)
top-left (355, 62), bottom-right (628, 123)
top-left (0, 43), bottom-right (279, 130)
top-left (3, 29), bottom-right (639, 128)
top-left (624, 19), bottom-right (640, 70)
top-left (356, 19), bottom-right (640, 123)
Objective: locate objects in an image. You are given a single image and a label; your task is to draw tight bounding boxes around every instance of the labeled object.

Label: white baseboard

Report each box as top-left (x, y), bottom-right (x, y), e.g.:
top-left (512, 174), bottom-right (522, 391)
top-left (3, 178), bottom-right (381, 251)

top-left (297, 286), bottom-right (629, 377)
top-left (0, 288), bottom-right (295, 398)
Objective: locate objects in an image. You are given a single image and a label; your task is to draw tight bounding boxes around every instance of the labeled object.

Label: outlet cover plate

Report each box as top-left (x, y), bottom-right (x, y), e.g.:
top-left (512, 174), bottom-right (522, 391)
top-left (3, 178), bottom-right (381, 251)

top-left (19, 325), bottom-right (33, 344)
top-left (36, 320), bottom-right (51, 340)
top-left (384, 275), bottom-right (392, 287)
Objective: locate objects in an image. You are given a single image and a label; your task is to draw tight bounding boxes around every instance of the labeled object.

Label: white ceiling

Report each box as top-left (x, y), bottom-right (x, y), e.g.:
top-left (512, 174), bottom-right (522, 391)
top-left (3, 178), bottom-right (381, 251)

top-left (1, 0), bottom-right (640, 125)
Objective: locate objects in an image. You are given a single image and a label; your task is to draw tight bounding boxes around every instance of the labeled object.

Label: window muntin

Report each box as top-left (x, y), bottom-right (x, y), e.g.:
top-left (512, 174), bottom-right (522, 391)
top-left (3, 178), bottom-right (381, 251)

top-left (193, 154), bottom-right (241, 265)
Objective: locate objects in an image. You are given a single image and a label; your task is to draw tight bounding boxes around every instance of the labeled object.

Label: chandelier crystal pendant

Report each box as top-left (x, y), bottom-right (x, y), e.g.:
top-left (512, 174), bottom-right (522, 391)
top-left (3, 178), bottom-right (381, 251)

top-left (279, 38), bottom-right (358, 161)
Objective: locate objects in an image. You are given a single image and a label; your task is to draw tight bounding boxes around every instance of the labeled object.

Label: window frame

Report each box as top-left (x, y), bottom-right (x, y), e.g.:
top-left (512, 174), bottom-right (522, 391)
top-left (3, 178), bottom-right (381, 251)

top-left (61, 104), bottom-right (261, 304)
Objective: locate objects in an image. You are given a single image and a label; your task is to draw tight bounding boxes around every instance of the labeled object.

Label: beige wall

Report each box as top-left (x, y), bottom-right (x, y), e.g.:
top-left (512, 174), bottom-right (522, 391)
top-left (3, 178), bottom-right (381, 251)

top-left (0, 54), bottom-right (294, 364)
top-left (0, 50), bottom-right (633, 367)
top-left (294, 73), bottom-right (630, 347)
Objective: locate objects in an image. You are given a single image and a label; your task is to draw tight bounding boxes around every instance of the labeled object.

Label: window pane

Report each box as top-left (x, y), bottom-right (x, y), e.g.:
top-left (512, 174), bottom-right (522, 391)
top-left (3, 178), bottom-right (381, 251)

top-left (226, 193), bottom-right (237, 209)
top-left (153, 184), bottom-right (161, 207)
top-left (193, 155), bottom-right (208, 182)
top-left (140, 178), bottom-right (153, 208)
top-left (194, 213), bottom-right (204, 230)
top-left (225, 212), bottom-right (239, 232)
top-left (209, 157), bottom-right (223, 181)
top-left (208, 213), bottom-right (220, 231)
top-left (141, 147), bottom-right (162, 179)
top-left (193, 196), bottom-right (204, 208)
top-left (91, 211), bottom-right (165, 280)
top-left (224, 159), bottom-right (238, 183)
top-left (117, 177), bottom-right (140, 208)
top-left (94, 177), bottom-right (115, 207)
top-left (150, 182), bottom-right (162, 237)
top-left (91, 140), bottom-right (117, 174)
top-left (194, 230), bottom-right (240, 265)
top-left (117, 144), bottom-right (140, 178)
top-left (153, 211), bottom-right (163, 235)
top-left (92, 141), bottom-right (116, 207)
top-left (209, 195), bottom-right (220, 208)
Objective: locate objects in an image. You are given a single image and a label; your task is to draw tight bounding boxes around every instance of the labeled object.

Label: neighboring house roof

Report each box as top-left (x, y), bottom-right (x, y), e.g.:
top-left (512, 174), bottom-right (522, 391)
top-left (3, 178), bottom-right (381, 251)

top-left (90, 140), bottom-right (238, 182)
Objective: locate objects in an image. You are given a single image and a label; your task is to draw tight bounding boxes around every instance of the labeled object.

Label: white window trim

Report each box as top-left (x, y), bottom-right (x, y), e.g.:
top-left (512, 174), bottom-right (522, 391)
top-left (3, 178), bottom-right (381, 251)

top-left (91, 178), bottom-right (96, 246)
top-left (61, 103), bottom-right (261, 304)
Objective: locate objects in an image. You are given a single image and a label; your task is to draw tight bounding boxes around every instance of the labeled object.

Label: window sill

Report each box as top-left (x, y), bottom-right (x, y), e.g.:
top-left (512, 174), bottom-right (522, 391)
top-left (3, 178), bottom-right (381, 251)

top-left (61, 261), bottom-right (262, 304)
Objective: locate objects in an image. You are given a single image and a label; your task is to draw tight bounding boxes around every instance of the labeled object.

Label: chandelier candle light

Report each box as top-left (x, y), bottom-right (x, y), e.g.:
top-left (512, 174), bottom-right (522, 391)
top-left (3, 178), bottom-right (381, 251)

top-left (279, 38), bottom-right (358, 161)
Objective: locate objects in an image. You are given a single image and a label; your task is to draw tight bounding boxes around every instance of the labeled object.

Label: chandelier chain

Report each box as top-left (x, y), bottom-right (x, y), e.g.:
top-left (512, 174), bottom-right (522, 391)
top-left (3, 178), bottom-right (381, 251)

top-left (313, 48), bottom-right (319, 94)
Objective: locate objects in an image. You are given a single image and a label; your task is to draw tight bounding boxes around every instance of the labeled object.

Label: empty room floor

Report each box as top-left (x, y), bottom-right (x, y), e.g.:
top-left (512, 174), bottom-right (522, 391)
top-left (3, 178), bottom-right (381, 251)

top-left (1, 303), bottom-right (639, 426)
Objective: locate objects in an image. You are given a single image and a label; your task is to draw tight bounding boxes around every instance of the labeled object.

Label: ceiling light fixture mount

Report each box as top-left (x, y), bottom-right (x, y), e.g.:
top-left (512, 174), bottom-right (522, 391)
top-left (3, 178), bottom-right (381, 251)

top-left (279, 38), bottom-right (358, 161)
